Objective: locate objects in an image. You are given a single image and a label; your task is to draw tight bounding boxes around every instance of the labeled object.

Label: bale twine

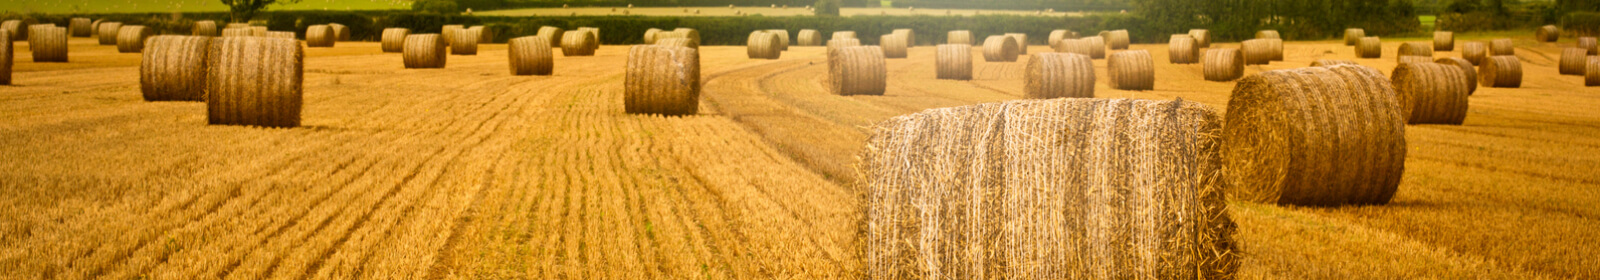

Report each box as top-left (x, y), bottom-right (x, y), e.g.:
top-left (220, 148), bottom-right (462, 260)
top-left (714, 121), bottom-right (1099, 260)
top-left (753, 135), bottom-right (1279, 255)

top-left (1398, 55), bottom-right (1433, 65)
top-left (116, 25), bottom-right (153, 53)
top-left (1203, 48), bottom-right (1244, 81)
top-left (1005, 33), bottom-right (1028, 54)
top-left (205, 37), bottom-right (303, 128)
top-left (1256, 30), bottom-right (1280, 39)
top-left (442, 24), bottom-right (464, 46)
top-left (862, 98), bottom-right (1236, 280)
top-left (935, 44), bottom-right (972, 80)
top-left (221, 28), bottom-right (252, 37)
top-left (381, 28), bottom-right (409, 53)
top-left (97, 22), bottom-right (122, 45)
top-left (797, 29), bottom-right (821, 46)
top-left (1169, 34), bottom-right (1198, 64)
top-left (27, 25), bottom-right (67, 63)
top-left (1436, 57), bottom-right (1478, 95)
top-left (1222, 64), bottom-right (1406, 206)
top-left (982, 35), bottom-right (1019, 62)
top-left (450, 27), bottom-right (482, 55)
top-left (1479, 55), bottom-right (1522, 88)
top-left (1392, 62), bottom-right (1470, 125)
top-left (624, 45), bottom-right (700, 116)
top-left (746, 31), bottom-right (782, 59)
top-left (265, 31), bottom-right (295, 40)
top-left (1, 19), bottom-right (35, 41)
top-left (891, 29), bottom-right (912, 47)
top-left (1105, 29), bottom-right (1130, 50)
top-left (671, 28), bottom-right (701, 46)
top-left (656, 37), bottom-right (698, 49)
top-left (1048, 29), bottom-right (1075, 46)
top-left (70, 18), bottom-right (92, 37)
top-left (402, 34), bottom-right (447, 69)
top-left (1397, 42), bottom-right (1432, 61)
top-left (1433, 31), bottom-right (1454, 51)
top-left (559, 30), bottom-right (597, 56)
top-left (770, 29), bottom-right (792, 50)
top-left (0, 31), bottom-right (9, 85)
top-left (644, 28), bottom-right (662, 44)
top-left (1310, 59), bottom-right (1357, 67)
top-left (536, 26), bottom-right (564, 47)
top-left (192, 20), bottom-right (217, 37)
top-left (1580, 37), bottom-right (1597, 55)
top-left (1242, 39), bottom-right (1274, 65)
top-left (1108, 50), bottom-right (1155, 90)
top-left (1536, 25), bottom-right (1560, 42)
top-left (1024, 52), bottom-right (1094, 98)
top-left (1559, 47), bottom-right (1588, 75)
top-left (827, 46), bottom-right (887, 96)
top-left (832, 31), bottom-right (857, 41)
top-left (1344, 28), bottom-right (1364, 46)
top-left (508, 36), bottom-right (553, 76)
top-left (1489, 38), bottom-right (1514, 56)
top-left (1589, 57), bottom-right (1600, 86)
top-left (329, 23), bottom-right (349, 41)
top-left (827, 38), bottom-right (861, 49)
top-left (305, 25), bottom-right (335, 47)
top-left (1461, 41), bottom-right (1486, 65)
top-left (140, 35), bottom-right (211, 101)
top-left (1356, 37), bottom-right (1382, 58)
top-left (948, 30), bottom-right (972, 45)
top-left (880, 34), bottom-right (907, 59)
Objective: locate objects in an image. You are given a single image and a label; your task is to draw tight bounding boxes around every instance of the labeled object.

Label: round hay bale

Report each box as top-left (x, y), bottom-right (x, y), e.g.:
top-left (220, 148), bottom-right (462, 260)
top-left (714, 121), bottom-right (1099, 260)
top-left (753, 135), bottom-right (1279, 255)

top-left (450, 27), bottom-right (482, 55)
top-left (770, 29), bottom-right (791, 50)
top-left (797, 29), bottom-right (821, 46)
top-left (1397, 42), bottom-right (1432, 61)
top-left (140, 35), bottom-right (211, 101)
top-left (1559, 47), bottom-right (1588, 75)
top-left (1479, 55), bottom-right (1521, 88)
top-left (862, 98), bottom-right (1236, 280)
top-left (1579, 37), bottom-right (1597, 55)
top-left (70, 18), bottom-right (93, 37)
top-left (624, 45), bottom-right (700, 116)
top-left (27, 25), bottom-right (67, 63)
top-left (1204, 48), bottom-right (1244, 82)
top-left (469, 25), bottom-right (493, 44)
top-left (1344, 28), bottom-right (1365, 46)
top-left (1489, 38), bottom-right (1514, 56)
top-left (381, 28), bottom-right (410, 53)
top-left (1256, 30), bottom-right (1280, 39)
top-left (559, 30), bottom-right (597, 56)
top-left (935, 44), bottom-right (972, 80)
top-left (1188, 29), bottom-right (1211, 48)
top-left (880, 34), bottom-right (907, 59)
top-left (1242, 39), bottom-right (1274, 65)
top-left (265, 31), bottom-right (296, 40)
top-left (1005, 33), bottom-right (1028, 54)
top-left (1311, 59), bottom-right (1357, 67)
top-left (827, 38), bottom-right (861, 49)
top-left (1398, 55), bottom-right (1434, 65)
top-left (1434, 31), bottom-right (1454, 51)
top-left (402, 34), bottom-right (447, 69)
top-left (1222, 64), bottom-right (1406, 206)
top-left (1589, 57), bottom-right (1600, 86)
top-left (747, 31), bottom-right (782, 59)
top-left (670, 28), bottom-right (701, 46)
top-left (537, 26), bottom-right (565, 47)
top-left (1105, 29), bottom-right (1130, 50)
top-left (827, 46), bottom-right (887, 96)
top-left (116, 25), bottom-right (153, 53)
top-left (982, 35), bottom-right (1019, 62)
top-left (656, 37), bottom-right (698, 49)
top-left (329, 23), bottom-right (349, 41)
top-left (1356, 36), bottom-right (1382, 58)
top-left (1024, 52), bottom-right (1094, 98)
top-left (832, 31), bottom-right (857, 41)
top-left (1537, 25), bottom-right (1560, 42)
top-left (1, 31), bottom-right (10, 85)
top-left (1169, 34), bottom-right (1198, 64)
top-left (221, 28), bottom-right (252, 37)
top-left (442, 24), bottom-right (464, 46)
top-left (251, 26), bottom-right (268, 37)
top-left (1265, 38), bottom-right (1284, 61)
top-left (891, 29), bottom-right (912, 47)
top-left (508, 36), bottom-right (553, 76)
top-left (947, 30), bottom-right (972, 45)
top-left (1461, 41), bottom-right (1486, 65)
top-left (97, 22), bottom-right (122, 45)
top-left (305, 25), bottom-right (335, 47)
top-left (1392, 62), bottom-right (1470, 125)
top-left (643, 28), bottom-right (662, 44)
top-left (205, 37), bottom-right (303, 128)
top-left (1, 19), bottom-right (35, 41)
top-left (192, 20), bottom-right (217, 37)
top-left (1054, 37), bottom-right (1105, 59)
top-left (577, 27), bottom-right (599, 46)
top-left (1108, 50), bottom-right (1154, 90)
top-left (1436, 57), bottom-right (1479, 95)
top-left (1048, 29), bottom-right (1075, 46)
top-left (90, 19), bottom-right (103, 33)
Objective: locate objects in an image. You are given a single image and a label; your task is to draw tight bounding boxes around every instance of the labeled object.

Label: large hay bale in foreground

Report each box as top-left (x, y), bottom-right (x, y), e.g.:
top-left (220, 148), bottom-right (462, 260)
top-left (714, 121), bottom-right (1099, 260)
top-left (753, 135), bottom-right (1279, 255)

top-left (305, 25), bottom-right (335, 47)
top-left (1169, 34), bottom-right (1198, 64)
top-left (1242, 39), bottom-right (1274, 65)
top-left (205, 37), bottom-right (303, 128)
top-left (863, 98), bottom-right (1237, 280)
top-left (1, 31), bottom-right (10, 85)
top-left (1489, 38), bottom-right (1514, 56)
top-left (560, 30), bottom-right (597, 56)
top-left (402, 34), bottom-right (447, 69)
top-left (746, 31), bottom-right (782, 59)
top-left (1189, 29), bottom-right (1211, 48)
top-left (982, 35), bottom-right (1019, 62)
top-left (70, 18), bottom-right (93, 37)
top-left (1479, 55), bottom-right (1522, 88)
top-left (1461, 41), bottom-right (1485, 65)
top-left (1054, 37), bottom-right (1105, 59)
top-left (1005, 33), bottom-right (1028, 54)
top-left (1398, 42), bottom-right (1432, 61)
top-left (890, 29), bottom-right (912, 47)
top-left (797, 29), bottom-right (821, 46)
top-left (1392, 62), bottom-right (1470, 125)
top-left (947, 30), bottom-right (972, 45)
top-left (771, 29), bottom-right (792, 50)
top-left (1048, 29), bottom-right (1077, 46)
top-left (1398, 56), bottom-right (1434, 65)
top-left (116, 25), bottom-right (153, 53)
top-left (1024, 52), bottom-right (1094, 98)
top-left (1356, 37), bottom-right (1382, 58)
top-left (935, 44), bottom-right (971, 80)
top-left (1, 19), bottom-right (35, 41)
top-left (140, 35), bottom-right (211, 101)
top-left (192, 20), bottom-right (217, 37)
top-left (329, 23), bottom-right (349, 41)
top-left (221, 28), bottom-right (252, 37)
top-left (1589, 57), bottom-right (1600, 86)
top-left (656, 38), bottom-right (698, 49)
top-left (1436, 57), bottom-right (1478, 95)
top-left (1560, 48), bottom-right (1588, 75)
top-left (1344, 28), bottom-right (1365, 46)
top-left (1536, 25), bottom-right (1560, 42)
top-left (509, 36), bottom-right (553, 76)
top-left (1256, 30), bottom-right (1280, 39)
top-left (1204, 48), bottom-right (1244, 81)
top-left (828, 46), bottom-right (887, 96)
top-left (442, 24), bottom-right (464, 46)
top-left (1223, 65), bottom-right (1406, 206)
top-left (827, 38), bottom-right (861, 49)
top-left (28, 25), bottom-right (67, 62)
top-left (1434, 31), bottom-right (1454, 51)
top-left (381, 28), bottom-right (409, 53)
top-left (1104, 29), bottom-right (1130, 50)
top-left (1311, 59), bottom-right (1357, 67)
top-left (625, 45), bottom-right (700, 116)
top-left (879, 34), bottom-right (907, 59)
top-left (450, 27), bottom-right (482, 55)
top-left (1580, 37), bottom-right (1597, 55)
top-left (536, 26), bottom-right (564, 47)
top-left (1108, 50), bottom-right (1155, 90)
top-left (97, 22), bottom-right (122, 45)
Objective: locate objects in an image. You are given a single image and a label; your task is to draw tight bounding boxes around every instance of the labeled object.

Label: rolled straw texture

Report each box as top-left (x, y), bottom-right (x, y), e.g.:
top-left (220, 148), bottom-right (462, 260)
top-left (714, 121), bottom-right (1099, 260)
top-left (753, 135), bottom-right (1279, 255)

top-left (1490, 38), bottom-right (1514, 56)
top-left (470, 26), bottom-right (492, 44)
top-left (116, 25), bottom-right (153, 53)
top-left (1434, 31), bottom-right (1454, 51)
top-left (1479, 55), bottom-right (1522, 88)
top-left (827, 38), bottom-right (861, 49)
top-left (948, 30), bottom-right (972, 45)
top-left (670, 28), bottom-right (701, 45)
top-left (1054, 37), bottom-right (1104, 59)
top-left (305, 25), bottom-right (335, 47)
top-left (1005, 33), bottom-right (1028, 54)
top-left (1398, 56), bottom-right (1434, 65)
top-left (140, 35), bottom-right (211, 101)
top-left (1, 31), bottom-right (10, 85)
top-left (1264, 38), bottom-right (1283, 61)
top-left (1311, 59), bottom-right (1357, 67)
top-left (402, 34), bottom-right (447, 68)
top-left (656, 37), bottom-right (698, 49)
top-left (205, 37), bottom-right (303, 128)
top-left (1344, 28), bottom-right (1364, 46)
top-left (28, 25), bottom-right (67, 62)
top-left (935, 44), bottom-right (971, 80)
top-left (890, 29), bottom-right (912, 47)
top-left (1169, 34), bottom-right (1198, 64)
top-left (746, 31), bottom-right (781, 59)
top-left (221, 28), bottom-right (252, 37)
top-left (1204, 48), bottom-right (1244, 81)
top-left (1222, 64), bottom-right (1406, 206)
top-left (1189, 29), bottom-right (1210, 48)
top-left (1242, 39), bottom-right (1273, 65)
top-left (880, 34), bottom-right (907, 59)
top-left (1256, 30), bottom-right (1280, 39)
top-left (559, 30), bottom-right (597, 56)
top-left (442, 24), bottom-right (464, 46)
top-left (70, 18), bottom-right (93, 37)
top-left (250, 27), bottom-right (267, 37)
top-left (578, 27), bottom-right (599, 43)
top-left (1462, 41), bottom-right (1486, 65)
top-left (1580, 37), bottom-right (1597, 55)
top-left (1398, 42), bottom-right (1433, 61)
top-left (827, 46), bottom-right (887, 96)
top-left (1589, 57), bottom-right (1600, 86)
top-left (1392, 62), bottom-right (1470, 125)
top-left (1356, 37), bottom-right (1382, 58)
top-left (381, 28), bottom-right (409, 53)
top-left (771, 29), bottom-right (791, 50)
top-left (832, 31), bottom-right (857, 41)
top-left (1436, 57), bottom-right (1479, 95)
top-left (265, 31), bottom-right (295, 40)
top-left (97, 22), bottom-right (122, 45)
top-left (329, 23), bottom-right (349, 41)
top-left (797, 29), bottom-right (821, 46)
top-left (1, 19), bottom-right (34, 41)
top-left (862, 98), bottom-right (1237, 280)
top-left (450, 27), bottom-right (482, 55)
top-left (1105, 29), bottom-right (1130, 50)
top-left (982, 35), bottom-right (1019, 62)
top-left (537, 26), bottom-right (564, 47)
top-left (1048, 29), bottom-right (1076, 46)
top-left (1537, 25), bottom-right (1559, 42)
top-left (192, 20), bottom-right (217, 36)
top-left (1108, 50), bottom-right (1155, 90)
top-left (508, 36), bottom-right (553, 76)
top-left (643, 28), bottom-right (662, 44)
top-left (1023, 52), bottom-right (1094, 98)
top-left (1559, 48), bottom-right (1588, 75)
top-left (624, 45), bottom-right (700, 116)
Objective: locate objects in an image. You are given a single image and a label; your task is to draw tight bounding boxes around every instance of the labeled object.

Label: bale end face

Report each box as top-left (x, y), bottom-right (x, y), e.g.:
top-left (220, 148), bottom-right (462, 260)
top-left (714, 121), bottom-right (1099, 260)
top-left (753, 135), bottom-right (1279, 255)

top-left (625, 45), bottom-right (701, 116)
top-left (205, 37), bottom-right (304, 128)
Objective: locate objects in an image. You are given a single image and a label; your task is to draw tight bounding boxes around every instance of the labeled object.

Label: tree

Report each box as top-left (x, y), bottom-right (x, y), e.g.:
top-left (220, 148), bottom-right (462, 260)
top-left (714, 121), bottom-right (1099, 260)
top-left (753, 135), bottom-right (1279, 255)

top-left (220, 0), bottom-right (300, 23)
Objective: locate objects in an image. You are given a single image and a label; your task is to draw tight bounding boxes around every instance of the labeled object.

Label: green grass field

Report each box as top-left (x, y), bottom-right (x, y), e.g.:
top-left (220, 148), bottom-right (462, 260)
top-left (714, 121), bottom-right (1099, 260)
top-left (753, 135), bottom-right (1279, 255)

top-left (0, 0), bottom-right (408, 14)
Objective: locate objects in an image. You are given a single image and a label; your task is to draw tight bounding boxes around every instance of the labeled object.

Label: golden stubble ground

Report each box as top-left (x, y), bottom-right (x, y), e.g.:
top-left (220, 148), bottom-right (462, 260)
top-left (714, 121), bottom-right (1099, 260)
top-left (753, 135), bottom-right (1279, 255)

top-left (0, 34), bottom-right (1595, 279)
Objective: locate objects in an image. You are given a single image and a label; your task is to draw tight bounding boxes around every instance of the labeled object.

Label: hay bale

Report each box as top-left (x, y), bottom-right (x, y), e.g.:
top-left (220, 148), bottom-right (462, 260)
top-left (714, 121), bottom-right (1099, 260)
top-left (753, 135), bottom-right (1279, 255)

top-left (1392, 62), bottom-right (1470, 125)
top-left (1536, 25), bottom-right (1560, 42)
top-left (832, 31), bottom-right (857, 41)
top-left (1479, 55), bottom-right (1522, 88)
top-left (27, 25), bottom-right (67, 62)
top-left (1433, 31), bottom-right (1454, 51)
top-left (1344, 28), bottom-right (1365, 46)
top-left (577, 27), bottom-right (599, 46)
top-left (1, 31), bottom-right (9, 85)
top-left (97, 22), bottom-right (122, 45)
top-left (1204, 48), bottom-right (1244, 81)
top-left (1, 19), bottom-right (35, 41)
top-left (305, 25), bottom-right (335, 47)
top-left (192, 20), bottom-right (217, 37)
top-left (221, 28), bottom-right (252, 37)
top-left (537, 26), bottom-right (564, 47)
top-left (1580, 37), bottom-right (1597, 55)
top-left (559, 30), bottom-right (597, 56)
top-left (1256, 30), bottom-right (1280, 39)
top-left (116, 25), bottom-right (153, 53)
top-left (862, 98), bottom-right (1236, 280)
top-left (381, 28), bottom-right (409, 53)
top-left (450, 27), bottom-right (482, 55)
top-left (508, 36), bottom-right (553, 76)
top-left (1222, 64), bottom-right (1406, 206)
top-left (1589, 57), bottom-right (1600, 86)
top-left (1242, 39), bottom-right (1274, 65)
top-left (797, 29), bottom-right (821, 46)
top-left (1054, 37), bottom-right (1105, 59)
top-left (1108, 50), bottom-right (1155, 90)
top-left (442, 24), bottom-right (464, 46)
top-left (1461, 41), bottom-right (1485, 65)
top-left (1398, 42), bottom-right (1432, 61)
top-left (251, 26), bottom-right (267, 37)
top-left (1356, 37), bottom-right (1382, 58)
top-left (140, 35), bottom-right (211, 101)
top-left (1169, 34), bottom-right (1198, 64)
top-left (624, 45), bottom-right (700, 115)
top-left (827, 46), bottom-right (887, 96)
top-left (746, 31), bottom-right (782, 59)
top-left (982, 35), bottom-right (1019, 62)
top-left (1048, 29), bottom-right (1076, 46)
top-left (1559, 47), bottom-right (1588, 75)
top-left (643, 28), bottom-right (662, 44)
top-left (205, 37), bottom-right (303, 128)
top-left (891, 29), bottom-right (912, 47)
top-left (670, 28), bottom-right (701, 46)
top-left (880, 34), bottom-right (907, 59)
top-left (1310, 59), bottom-right (1357, 67)
top-left (828, 38), bottom-right (861, 49)
top-left (1264, 38), bottom-right (1283, 61)
top-left (770, 29), bottom-right (792, 50)
top-left (1105, 29), bottom-right (1130, 50)
top-left (1489, 38), bottom-right (1514, 56)
top-left (329, 23), bottom-right (349, 41)
top-left (935, 44), bottom-right (971, 81)
top-left (1398, 55), bottom-right (1433, 65)
top-left (1185, 29), bottom-right (1211, 48)
top-left (402, 34), bottom-right (447, 69)
top-left (656, 37), bottom-right (698, 49)
top-left (1005, 33), bottom-right (1028, 54)
top-left (1024, 52), bottom-right (1094, 98)
top-left (265, 31), bottom-right (296, 40)
top-left (948, 30), bottom-right (972, 45)
top-left (1436, 57), bottom-right (1479, 95)
top-left (469, 26), bottom-right (493, 44)
top-left (70, 18), bottom-right (93, 37)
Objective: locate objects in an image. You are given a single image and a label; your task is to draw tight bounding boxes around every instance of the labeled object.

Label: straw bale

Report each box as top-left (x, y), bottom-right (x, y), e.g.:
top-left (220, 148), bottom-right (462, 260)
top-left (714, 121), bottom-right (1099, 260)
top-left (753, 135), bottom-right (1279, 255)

top-left (1242, 39), bottom-right (1274, 65)
top-left (1537, 25), bottom-right (1559, 42)
top-left (221, 28), bottom-right (252, 37)
top-left (70, 18), bottom-right (93, 37)
top-left (1461, 41), bottom-right (1485, 65)
top-left (644, 28), bottom-right (662, 44)
top-left (1489, 38), bottom-right (1513, 56)
top-left (1, 19), bottom-right (35, 41)
top-left (1108, 50), bottom-right (1154, 90)
top-left (329, 23), bottom-right (349, 41)
top-left (1169, 34), bottom-right (1198, 64)
top-left (1344, 28), bottom-right (1364, 46)
top-left (948, 30), bottom-right (972, 45)
top-left (537, 26), bottom-right (565, 47)
top-left (1048, 29), bottom-right (1077, 46)
top-left (509, 36), bottom-right (553, 76)
top-left (1436, 57), bottom-right (1478, 95)
top-left (1189, 29), bottom-right (1211, 48)
top-left (381, 28), bottom-right (409, 53)
top-left (97, 22), bottom-right (122, 45)
top-left (205, 37), bottom-right (303, 128)
top-left (1005, 33), bottom-right (1028, 54)
top-left (1434, 31), bottom-right (1454, 51)
top-left (449, 26), bottom-right (482, 55)
top-left (1398, 55), bottom-right (1433, 65)
top-left (27, 25), bottom-right (67, 62)
top-left (833, 31), bottom-right (857, 41)
top-left (1559, 47), bottom-right (1588, 75)
top-left (1256, 30), bottom-right (1280, 39)
top-left (880, 33), bottom-right (907, 59)
top-left (935, 44), bottom-right (971, 80)
top-left (828, 38), bottom-right (861, 49)
top-left (1580, 37), bottom-right (1597, 55)
top-left (1024, 52), bottom-right (1094, 98)
top-left (1588, 57), bottom-right (1600, 86)
top-left (442, 24), bottom-right (464, 46)
top-left (1204, 48), bottom-right (1244, 81)
top-left (1054, 37), bottom-right (1104, 59)
top-left (1479, 55), bottom-right (1522, 88)
top-left (140, 35), bottom-right (211, 101)
top-left (1398, 42), bottom-right (1432, 61)
top-left (656, 37), bottom-right (698, 49)
top-left (827, 46), bottom-right (886, 96)
top-left (1392, 62), bottom-right (1470, 125)
top-left (0, 31), bottom-right (9, 85)
top-left (116, 25), bottom-right (153, 53)
top-left (1105, 29), bottom-right (1129, 50)
top-left (1310, 59), bottom-right (1357, 67)
top-left (265, 31), bottom-right (295, 40)
top-left (771, 29), bottom-right (792, 50)
top-left (306, 25), bottom-right (335, 47)
top-left (798, 29), bottom-right (822, 46)
top-left (891, 29), bottom-right (912, 47)
top-left (402, 34), bottom-right (447, 68)
top-left (560, 30), bottom-right (597, 56)
top-left (624, 45), bottom-right (700, 115)
top-left (982, 35), bottom-right (1019, 62)
top-left (746, 30), bottom-right (782, 59)
top-left (1356, 37), bottom-right (1381, 58)
top-left (670, 28), bottom-right (701, 45)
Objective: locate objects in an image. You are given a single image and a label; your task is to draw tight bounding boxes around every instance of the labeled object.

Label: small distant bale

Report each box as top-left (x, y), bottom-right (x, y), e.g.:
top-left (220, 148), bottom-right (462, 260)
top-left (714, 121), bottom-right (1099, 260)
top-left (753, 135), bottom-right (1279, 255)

top-left (1104, 29), bottom-right (1130, 50)
top-left (1479, 55), bottom-right (1521, 88)
top-left (1579, 37), bottom-right (1597, 55)
top-left (1397, 42), bottom-right (1432, 61)
top-left (879, 33), bottom-right (907, 59)
top-left (1108, 50), bottom-right (1154, 90)
top-left (670, 28), bottom-right (701, 46)
top-left (1391, 62), bottom-right (1470, 125)
top-left (116, 25), bottom-right (153, 53)
top-left (828, 38), bottom-right (861, 49)
top-left (1344, 28), bottom-right (1364, 46)
top-left (625, 45), bottom-right (701, 115)
top-left (832, 31), bottom-right (857, 41)
top-left (1023, 52), bottom-right (1094, 98)
top-left (469, 26), bottom-right (493, 44)
top-left (1536, 25), bottom-right (1559, 42)
top-left (890, 29), bottom-right (912, 47)
top-left (381, 28), bottom-right (410, 53)
top-left (644, 28), bottom-right (662, 44)
top-left (27, 25), bottom-right (67, 62)
top-left (559, 30), bottom-right (597, 56)
top-left (1048, 29), bottom-right (1076, 46)
top-left (1, 31), bottom-right (10, 85)
top-left (450, 26), bottom-right (482, 55)
top-left (1005, 33), bottom-right (1028, 54)
top-left (205, 37), bottom-right (303, 128)
top-left (1256, 30), bottom-right (1280, 39)
top-left (1356, 36), bottom-right (1381, 58)
top-left (1436, 57), bottom-right (1478, 95)
top-left (827, 46), bottom-right (887, 96)
top-left (97, 22), bottom-right (122, 45)
top-left (329, 23), bottom-right (349, 41)
top-left (1054, 37), bottom-right (1105, 59)
top-left (508, 36), bottom-right (553, 76)
top-left (537, 26), bottom-right (565, 47)
top-left (656, 38), bottom-right (698, 49)
top-left (140, 35), bottom-right (211, 101)
top-left (70, 18), bottom-right (93, 37)
top-left (1242, 39), bottom-right (1274, 65)
top-left (1559, 47), bottom-right (1588, 75)
top-left (577, 27), bottom-right (599, 43)
top-left (770, 29), bottom-right (792, 50)
top-left (403, 34), bottom-right (447, 68)
top-left (1204, 48), bottom-right (1244, 81)
top-left (1188, 29), bottom-right (1211, 48)
top-left (1, 19), bottom-right (35, 41)
top-left (1311, 59), bottom-right (1357, 67)
top-left (306, 25), bottom-right (335, 47)
top-left (442, 24), bottom-right (464, 46)
top-left (1169, 34), bottom-right (1198, 64)
top-left (1434, 31), bottom-right (1454, 51)
top-left (1489, 38), bottom-right (1514, 56)
top-left (797, 29), bottom-right (822, 46)
top-left (747, 31), bottom-right (782, 59)
top-left (1461, 41), bottom-right (1485, 65)
top-left (192, 20), bottom-right (218, 36)
top-left (982, 35), bottom-right (1019, 62)
top-left (935, 44), bottom-right (972, 80)
top-left (947, 30), bottom-right (972, 45)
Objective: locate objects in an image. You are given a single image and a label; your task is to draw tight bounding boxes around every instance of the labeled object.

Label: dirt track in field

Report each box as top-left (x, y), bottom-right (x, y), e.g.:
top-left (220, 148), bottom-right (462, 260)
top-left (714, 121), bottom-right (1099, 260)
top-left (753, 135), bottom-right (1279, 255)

top-left (0, 35), bottom-right (1597, 279)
